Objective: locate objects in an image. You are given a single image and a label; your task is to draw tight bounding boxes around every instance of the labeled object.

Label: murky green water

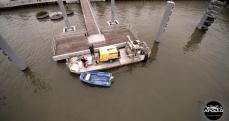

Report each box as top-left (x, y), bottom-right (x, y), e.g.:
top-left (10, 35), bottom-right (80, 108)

top-left (0, 1), bottom-right (229, 121)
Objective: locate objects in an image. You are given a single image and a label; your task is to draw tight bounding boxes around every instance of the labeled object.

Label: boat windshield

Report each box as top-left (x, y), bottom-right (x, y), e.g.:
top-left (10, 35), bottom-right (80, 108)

top-left (85, 74), bottom-right (91, 81)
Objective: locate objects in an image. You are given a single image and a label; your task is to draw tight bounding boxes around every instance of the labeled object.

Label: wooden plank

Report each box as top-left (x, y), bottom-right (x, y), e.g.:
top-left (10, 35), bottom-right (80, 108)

top-left (54, 32), bottom-right (88, 55)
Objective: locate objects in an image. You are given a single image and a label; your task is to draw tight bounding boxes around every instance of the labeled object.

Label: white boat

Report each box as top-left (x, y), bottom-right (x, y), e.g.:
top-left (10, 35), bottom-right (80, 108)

top-left (66, 36), bottom-right (151, 74)
top-left (49, 12), bottom-right (63, 20)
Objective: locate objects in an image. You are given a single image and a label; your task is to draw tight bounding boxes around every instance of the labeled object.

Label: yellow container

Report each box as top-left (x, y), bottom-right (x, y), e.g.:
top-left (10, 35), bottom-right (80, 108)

top-left (99, 45), bottom-right (119, 62)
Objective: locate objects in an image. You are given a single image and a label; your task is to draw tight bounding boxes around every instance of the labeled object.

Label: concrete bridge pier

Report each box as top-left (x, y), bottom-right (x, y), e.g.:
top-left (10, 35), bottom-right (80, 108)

top-left (0, 35), bottom-right (28, 71)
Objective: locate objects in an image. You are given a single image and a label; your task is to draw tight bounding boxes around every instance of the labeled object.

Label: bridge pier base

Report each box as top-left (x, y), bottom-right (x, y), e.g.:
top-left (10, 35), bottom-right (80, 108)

top-left (107, 0), bottom-right (119, 26)
top-left (0, 35), bottom-right (28, 71)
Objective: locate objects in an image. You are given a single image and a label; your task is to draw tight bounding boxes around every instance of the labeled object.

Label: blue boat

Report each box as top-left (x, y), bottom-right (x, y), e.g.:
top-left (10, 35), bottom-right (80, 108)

top-left (80, 71), bottom-right (114, 87)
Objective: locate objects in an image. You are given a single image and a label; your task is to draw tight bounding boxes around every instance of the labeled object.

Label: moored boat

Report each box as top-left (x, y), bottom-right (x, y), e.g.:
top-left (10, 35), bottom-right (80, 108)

top-left (66, 35), bottom-right (151, 74)
top-left (50, 12), bottom-right (63, 20)
top-left (36, 11), bottom-right (49, 19)
top-left (80, 71), bottom-right (113, 87)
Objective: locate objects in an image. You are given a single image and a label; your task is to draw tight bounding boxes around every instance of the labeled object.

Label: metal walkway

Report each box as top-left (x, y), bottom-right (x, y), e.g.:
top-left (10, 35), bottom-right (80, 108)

top-left (80, 0), bottom-right (101, 35)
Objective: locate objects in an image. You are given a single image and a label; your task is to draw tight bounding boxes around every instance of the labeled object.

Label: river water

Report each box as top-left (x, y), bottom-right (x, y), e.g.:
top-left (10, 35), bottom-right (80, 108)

top-left (0, 1), bottom-right (229, 121)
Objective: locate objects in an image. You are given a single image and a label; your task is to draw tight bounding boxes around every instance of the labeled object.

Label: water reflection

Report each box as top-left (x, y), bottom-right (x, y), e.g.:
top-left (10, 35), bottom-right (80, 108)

top-left (133, 1), bottom-right (145, 18)
top-left (24, 68), bottom-right (51, 94)
top-left (184, 28), bottom-right (205, 52)
top-left (17, 11), bottom-right (31, 21)
top-left (93, 2), bottom-right (107, 16)
top-left (111, 66), bottom-right (131, 75)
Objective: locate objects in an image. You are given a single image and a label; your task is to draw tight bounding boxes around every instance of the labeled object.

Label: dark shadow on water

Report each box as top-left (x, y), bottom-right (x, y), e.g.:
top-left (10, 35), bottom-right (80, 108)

top-left (56, 59), bottom-right (66, 64)
top-left (23, 68), bottom-right (51, 94)
top-left (68, 71), bottom-right (79, 80)
top-left (55, 60), bottom-right (67, 69)
top-left (67, 13), bottom-right (74, 18)
top-left (50, 18), bottom-right (64, 23)
top-left (106, 64), bottom-right (134, 75)
top-left (141, 42), bottom-right (160, 67)
top-left (80, 81), bottom-right (112, 88)
top-left (37, 17), bottom-right (50, 22)
top-left (184, 28), bottom-right (206, 52)
top-left (149, 42), bottom-right (159, 63)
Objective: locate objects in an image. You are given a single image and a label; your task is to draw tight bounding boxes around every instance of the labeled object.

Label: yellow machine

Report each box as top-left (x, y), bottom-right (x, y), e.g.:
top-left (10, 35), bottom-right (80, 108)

top-left (99, 45), bottom-right (119, 62)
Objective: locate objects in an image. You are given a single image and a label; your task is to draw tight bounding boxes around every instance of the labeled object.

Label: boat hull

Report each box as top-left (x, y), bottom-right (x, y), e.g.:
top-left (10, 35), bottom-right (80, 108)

top-left (67, 48), bottom-right (148, 74)
top-left (80, 71), bottom-right (113, 87)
